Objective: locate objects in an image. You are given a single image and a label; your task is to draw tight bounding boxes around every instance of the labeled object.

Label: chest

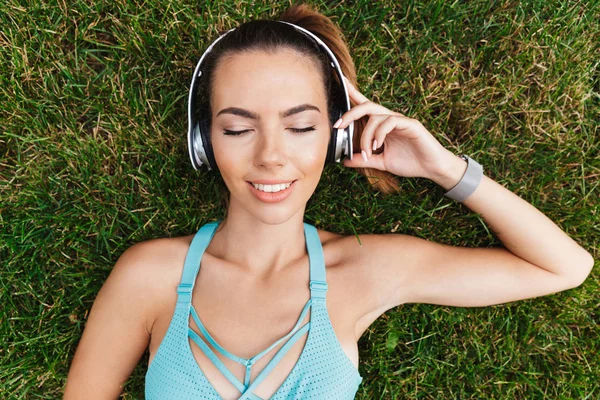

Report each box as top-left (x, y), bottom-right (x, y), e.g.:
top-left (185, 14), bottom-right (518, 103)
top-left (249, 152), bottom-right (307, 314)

top-left (147, 255), bottom-right (359, 399)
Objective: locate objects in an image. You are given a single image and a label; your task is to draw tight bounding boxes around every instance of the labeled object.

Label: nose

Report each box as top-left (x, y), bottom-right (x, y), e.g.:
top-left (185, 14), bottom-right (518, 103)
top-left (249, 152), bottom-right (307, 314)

top-left (254, 128), bottom-right (287, 169)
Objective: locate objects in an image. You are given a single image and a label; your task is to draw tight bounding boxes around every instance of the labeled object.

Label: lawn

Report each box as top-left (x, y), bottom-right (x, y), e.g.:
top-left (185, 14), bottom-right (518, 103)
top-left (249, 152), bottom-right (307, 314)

top-left (1, 0), bottom-right (598, 398)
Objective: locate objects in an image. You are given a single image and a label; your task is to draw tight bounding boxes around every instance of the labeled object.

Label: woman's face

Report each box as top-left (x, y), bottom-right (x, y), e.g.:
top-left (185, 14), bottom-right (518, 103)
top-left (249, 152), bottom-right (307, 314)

top-left (210, 49), bottom-right (330, 224)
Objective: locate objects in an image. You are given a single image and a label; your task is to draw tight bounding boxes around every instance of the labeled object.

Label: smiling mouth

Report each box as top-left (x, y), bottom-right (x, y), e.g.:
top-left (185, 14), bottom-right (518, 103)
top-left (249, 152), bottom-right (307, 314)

top-left (245, 180), bottom-right (298, 203)
top-left (248, 181), bottom-right (296, 193)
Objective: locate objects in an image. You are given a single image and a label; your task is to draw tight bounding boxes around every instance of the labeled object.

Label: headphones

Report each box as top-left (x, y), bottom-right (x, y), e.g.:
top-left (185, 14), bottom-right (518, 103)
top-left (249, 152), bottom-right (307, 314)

top-left (187, 20), bottom-right (354, 171)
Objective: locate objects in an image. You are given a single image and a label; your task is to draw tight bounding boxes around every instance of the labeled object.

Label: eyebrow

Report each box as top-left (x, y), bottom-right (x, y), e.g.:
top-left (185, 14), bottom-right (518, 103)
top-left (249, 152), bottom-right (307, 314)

top-left (216, 104), bottom-right (321, 120)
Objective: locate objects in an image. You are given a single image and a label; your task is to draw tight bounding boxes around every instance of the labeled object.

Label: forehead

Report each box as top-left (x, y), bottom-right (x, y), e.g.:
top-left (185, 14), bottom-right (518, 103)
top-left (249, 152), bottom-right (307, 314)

top-left (211, 49), bottom-right (326, 112)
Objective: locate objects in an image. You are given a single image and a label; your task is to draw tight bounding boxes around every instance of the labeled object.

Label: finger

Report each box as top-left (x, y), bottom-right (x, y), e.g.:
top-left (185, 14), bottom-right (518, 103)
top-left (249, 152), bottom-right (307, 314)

top-left (342, 75), bottom-right (370, 105)
top-left (360, 114), bottom-right (389, 158)
top-left (377, 116), bottom-right (424, 141)
top-left (337, 101), bottom-right (396, 130)
top-left (372, 115), bottom-right (409, 150)
top-left (343, 152), bottom-right (385, 171)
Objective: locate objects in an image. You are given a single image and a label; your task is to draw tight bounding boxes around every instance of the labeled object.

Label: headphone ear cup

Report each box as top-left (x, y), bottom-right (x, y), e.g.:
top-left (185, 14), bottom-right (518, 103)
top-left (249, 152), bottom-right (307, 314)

top-left (326, 106), bottom-right (342, 164)
top-left (326, 128), bottom-right (339, 164)
top-left (198, 118), bottom-right (218, 171)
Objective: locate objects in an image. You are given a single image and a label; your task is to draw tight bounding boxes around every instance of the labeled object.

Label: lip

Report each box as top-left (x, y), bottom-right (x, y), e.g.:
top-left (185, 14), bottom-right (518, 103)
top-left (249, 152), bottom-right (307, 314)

top-left (247, 180), bottom-right (297, 203)
top-left (248, 179), bottom-right (296, 185)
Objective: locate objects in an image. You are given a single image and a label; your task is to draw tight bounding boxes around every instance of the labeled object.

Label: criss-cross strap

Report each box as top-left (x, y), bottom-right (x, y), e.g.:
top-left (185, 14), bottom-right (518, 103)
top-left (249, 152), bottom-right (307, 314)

top-left (189, 298), bottom-right (312, 387)
top-left (188, 317), bottom-right (311, 399)
top-left (236, 322), bottom-right (311, 400)
top-left (188, 328), bottom-right (250, 395)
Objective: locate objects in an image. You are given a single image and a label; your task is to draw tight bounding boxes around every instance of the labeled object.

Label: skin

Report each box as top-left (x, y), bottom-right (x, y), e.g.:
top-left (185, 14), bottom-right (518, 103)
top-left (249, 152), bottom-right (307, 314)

top-left (64, 49), bottom-right (594, 400)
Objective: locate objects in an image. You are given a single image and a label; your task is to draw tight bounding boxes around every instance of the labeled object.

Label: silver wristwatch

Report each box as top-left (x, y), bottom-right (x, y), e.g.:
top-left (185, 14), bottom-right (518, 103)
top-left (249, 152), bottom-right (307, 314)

top-left (443, 155), bottom-right (483, 202)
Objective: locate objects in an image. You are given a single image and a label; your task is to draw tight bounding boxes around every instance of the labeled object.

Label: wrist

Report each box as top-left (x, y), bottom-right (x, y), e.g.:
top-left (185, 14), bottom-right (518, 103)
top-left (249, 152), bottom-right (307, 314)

top-left (430, 152), bottom-right (468, 190)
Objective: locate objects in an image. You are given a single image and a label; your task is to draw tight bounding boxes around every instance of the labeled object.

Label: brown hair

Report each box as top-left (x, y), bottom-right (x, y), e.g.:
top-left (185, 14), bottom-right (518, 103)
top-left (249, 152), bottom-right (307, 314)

top-left (201, 2), bottom-right (400, 209)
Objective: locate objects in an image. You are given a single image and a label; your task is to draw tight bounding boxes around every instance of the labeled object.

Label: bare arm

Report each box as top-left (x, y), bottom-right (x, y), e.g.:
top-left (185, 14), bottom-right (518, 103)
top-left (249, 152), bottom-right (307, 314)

top-left (64, 241), bottom-right (171, 399)
top-left (431, 154), bottom-right (593, 282)
top-left (348, 153), bottom-right (593, 330)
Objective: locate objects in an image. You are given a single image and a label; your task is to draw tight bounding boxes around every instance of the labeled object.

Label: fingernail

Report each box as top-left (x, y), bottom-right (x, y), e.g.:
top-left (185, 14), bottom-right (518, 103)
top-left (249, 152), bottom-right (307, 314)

top-left (333, 118), bottom-right (342, 129)
top-left (362, 150), bottom-right (368, 162)
top-left (373, 140), bottom-right (378, 151)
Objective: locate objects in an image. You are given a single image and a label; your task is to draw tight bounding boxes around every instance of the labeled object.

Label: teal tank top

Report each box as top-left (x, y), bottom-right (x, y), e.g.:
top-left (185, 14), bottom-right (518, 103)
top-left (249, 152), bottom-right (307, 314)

top-left (145, 221), bottom-right (363, 399)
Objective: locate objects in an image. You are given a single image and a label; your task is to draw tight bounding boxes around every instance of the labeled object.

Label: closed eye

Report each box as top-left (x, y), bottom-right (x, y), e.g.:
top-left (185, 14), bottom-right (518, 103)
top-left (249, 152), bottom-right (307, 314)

top-left (290, 126), bottom-right (316, 133)
top-left (223, 129), bottom-right (251, 136)
top-left (222, 126), bottom-right (316, 136)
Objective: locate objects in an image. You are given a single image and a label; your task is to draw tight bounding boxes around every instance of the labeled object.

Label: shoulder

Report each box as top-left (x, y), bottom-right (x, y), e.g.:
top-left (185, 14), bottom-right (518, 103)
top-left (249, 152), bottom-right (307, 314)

top-left (108, 233), bottom-right (196, 331)
top-left (315, 227), bottom-right (366, 272)
top-left (317, 228), bottom-right (420, 336)
top-left (318, 227), bottom-right (415, 279)
top-left (65, 233), bottom-right (197, 397)
top-left (114, 234), bottom-right (194, 283)
top-left (316, 227), bottom-right (392, 284)
top-left (118, 234), bottom-right (195, 267)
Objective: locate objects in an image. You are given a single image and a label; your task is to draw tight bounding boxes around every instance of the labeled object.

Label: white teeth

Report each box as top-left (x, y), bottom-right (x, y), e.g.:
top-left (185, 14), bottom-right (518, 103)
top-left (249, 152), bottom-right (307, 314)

top-left (252, 182), bottom-right (292, 193)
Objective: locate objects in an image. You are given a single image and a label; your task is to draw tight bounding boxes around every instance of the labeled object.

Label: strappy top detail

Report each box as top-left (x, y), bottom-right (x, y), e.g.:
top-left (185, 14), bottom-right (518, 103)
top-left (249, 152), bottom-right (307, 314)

top-left (145, 221), bottom-right (362, 399)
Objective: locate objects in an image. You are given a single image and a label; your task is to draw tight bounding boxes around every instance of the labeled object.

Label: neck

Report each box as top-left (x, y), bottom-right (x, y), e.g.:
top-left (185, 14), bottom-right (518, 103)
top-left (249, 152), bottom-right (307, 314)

top-left (209, 199), bottom-right (308, 277)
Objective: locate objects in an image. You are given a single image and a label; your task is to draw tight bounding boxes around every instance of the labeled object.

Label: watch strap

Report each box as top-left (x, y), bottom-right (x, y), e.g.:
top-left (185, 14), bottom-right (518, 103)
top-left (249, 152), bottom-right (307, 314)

top-left (444, 155), bottom-right (483, 202)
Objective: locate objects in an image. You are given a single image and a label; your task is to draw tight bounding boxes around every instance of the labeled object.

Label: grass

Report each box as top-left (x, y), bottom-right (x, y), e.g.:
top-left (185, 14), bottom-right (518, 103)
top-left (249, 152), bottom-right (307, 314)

top-left (1, 0), bottom-right (599, 398)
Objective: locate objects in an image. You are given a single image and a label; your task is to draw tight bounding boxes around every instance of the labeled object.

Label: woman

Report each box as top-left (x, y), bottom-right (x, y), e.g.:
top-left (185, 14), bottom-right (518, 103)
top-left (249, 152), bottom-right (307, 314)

top-left (64, 4), bottom-right (593, 399)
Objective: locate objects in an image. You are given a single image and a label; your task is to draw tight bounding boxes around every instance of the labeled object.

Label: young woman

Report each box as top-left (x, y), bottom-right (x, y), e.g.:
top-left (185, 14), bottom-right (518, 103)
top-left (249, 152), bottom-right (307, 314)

top-left (64, 4), bottom-right (593, 400)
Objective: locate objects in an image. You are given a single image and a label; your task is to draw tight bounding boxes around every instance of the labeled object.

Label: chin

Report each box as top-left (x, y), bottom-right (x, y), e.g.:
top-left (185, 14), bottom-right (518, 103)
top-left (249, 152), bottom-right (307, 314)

top-left (226, 184), bottom-right (311, 226)
top-left (247, 203), bottom-right (305, 226)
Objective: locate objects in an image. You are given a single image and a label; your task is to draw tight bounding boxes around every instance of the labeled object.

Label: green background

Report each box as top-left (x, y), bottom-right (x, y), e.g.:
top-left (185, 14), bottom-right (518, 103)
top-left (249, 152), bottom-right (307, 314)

top-left (1, 0), bottom-right (598, 398)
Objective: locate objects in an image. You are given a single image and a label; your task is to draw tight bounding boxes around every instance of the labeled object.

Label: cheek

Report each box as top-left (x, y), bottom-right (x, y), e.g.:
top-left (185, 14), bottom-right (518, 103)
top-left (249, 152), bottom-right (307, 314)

top-left (292, 131), bottom-right (330, 174)
top-left (294, 142), bottom-right (324, 165)
top-left (291, 131), bottom-right (328, 162)
top-left (211, 134), bottom-right (244, 179)
top-left (215, 149), bottom-right (246, 180)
